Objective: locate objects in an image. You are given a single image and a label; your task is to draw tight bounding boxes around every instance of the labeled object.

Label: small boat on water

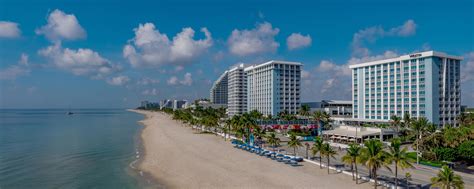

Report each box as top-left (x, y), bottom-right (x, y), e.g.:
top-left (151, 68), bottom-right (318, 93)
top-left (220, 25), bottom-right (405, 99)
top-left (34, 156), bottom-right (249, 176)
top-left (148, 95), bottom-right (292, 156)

top-left (66, 106), bottom-right (74, 115)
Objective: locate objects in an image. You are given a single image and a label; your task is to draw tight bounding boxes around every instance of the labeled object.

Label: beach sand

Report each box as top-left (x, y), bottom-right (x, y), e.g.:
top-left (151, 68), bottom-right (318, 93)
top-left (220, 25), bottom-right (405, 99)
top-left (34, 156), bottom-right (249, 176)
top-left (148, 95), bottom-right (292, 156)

top-left (131, 110), bottom-right (371, 189)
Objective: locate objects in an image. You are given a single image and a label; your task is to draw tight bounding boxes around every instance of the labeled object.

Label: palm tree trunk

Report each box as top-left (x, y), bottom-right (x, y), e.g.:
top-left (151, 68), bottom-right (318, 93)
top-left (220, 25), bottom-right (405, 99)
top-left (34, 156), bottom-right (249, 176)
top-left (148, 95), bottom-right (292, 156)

top-left (351, 162), bottom-right (354, 180)
top-left (294, 147), bottom-right (296, 156)
top-left (355, 162), bottom-right (359, 184)
top-left (327, 156), bottom-right (330, 174)
top-left (319, 154), bottom-right (322, 169)
top-left (373, 169), bottom-right (377, 189)
top-left (395, 165), bottom-right (398, 188)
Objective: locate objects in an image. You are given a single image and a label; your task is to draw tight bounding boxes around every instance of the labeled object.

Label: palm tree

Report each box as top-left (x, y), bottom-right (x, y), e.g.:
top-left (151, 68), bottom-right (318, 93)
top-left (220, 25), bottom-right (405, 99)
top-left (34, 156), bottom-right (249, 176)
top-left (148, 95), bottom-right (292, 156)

top-left (253, 126), bottom-right (266, 148)
top-left (299, 104), bottom-right (311, 117)
top-left (403, 112), bottom-right (411, 129)
top-left (390, 115), bottom-right (401, 137)
top-left (321, 143), bottom-right (337, 174)
top-left (342, 143), bottom-right (361, 183)
top-left (288, 134), bottom-right (302, 156)
top-left (359, 139), bottom-right (392, 189)
top-left (312, 136), bottom-right (324, 168)
top-left (431, 166), bottom-right (464, 189)
top-left (387, 138), bottom-right (414, 188)
top-left (266, 133), bottom-right (280, 151)
top-left (411, 117), bottom-right (429, 164)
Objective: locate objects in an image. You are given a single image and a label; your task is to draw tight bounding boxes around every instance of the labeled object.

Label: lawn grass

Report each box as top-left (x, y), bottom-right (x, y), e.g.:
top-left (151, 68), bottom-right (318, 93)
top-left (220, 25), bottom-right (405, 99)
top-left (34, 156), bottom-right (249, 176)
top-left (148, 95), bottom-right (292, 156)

top-left (407, 152), bottom-right (445, 168)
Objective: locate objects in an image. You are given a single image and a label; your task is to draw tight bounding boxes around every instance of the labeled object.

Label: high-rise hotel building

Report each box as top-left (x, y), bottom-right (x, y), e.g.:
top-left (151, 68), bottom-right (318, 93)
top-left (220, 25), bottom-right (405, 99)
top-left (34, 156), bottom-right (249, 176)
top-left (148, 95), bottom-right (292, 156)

top-left (350, 51), bottom-right (462, 127)
top-left (245, 61), bottom-right (302, 116)
top-left (227, 64), bottom-right (247, 116)
top-left (210, 71), bottom-right (228, 105)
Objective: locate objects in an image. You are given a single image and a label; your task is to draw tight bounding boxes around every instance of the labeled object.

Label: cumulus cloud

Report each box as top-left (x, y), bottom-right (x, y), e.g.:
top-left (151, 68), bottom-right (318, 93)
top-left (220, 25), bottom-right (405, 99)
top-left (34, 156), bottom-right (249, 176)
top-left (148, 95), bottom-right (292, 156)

top-left (461, 52), bottom-right (474, 105)
top-left (348, 50), bottom-right (399, 65)
top-left (227, 22), bottom-right (280, 56)
top-left (180, 72), bottom-right (193, 86)
top-left (136, 77), bottom-right (160, 85)
top-left (167, 72), bottom-right (193, 86)
top-left (351, 19), bottom-right (416, 57)
top-left (106, 75), bottom-right (130, 86)
top-left (286, 33), bottom-right (312, 50)
top-left (167, 76), bottom-right (178, 85)
top-left (0, 21), bottom-right (21, 38)
top-left (0, 53), bottom-right (30, 80)
top-left (38, 43), bottom-right (119, 78)
top-left (36, 9), bottom-right (86, 41)
top-left (302, 50), bottom-right (400, 101)
top-left (123, 23), bottom-right (213, 68)
top-left (142, 88), bottom-right (159, 96)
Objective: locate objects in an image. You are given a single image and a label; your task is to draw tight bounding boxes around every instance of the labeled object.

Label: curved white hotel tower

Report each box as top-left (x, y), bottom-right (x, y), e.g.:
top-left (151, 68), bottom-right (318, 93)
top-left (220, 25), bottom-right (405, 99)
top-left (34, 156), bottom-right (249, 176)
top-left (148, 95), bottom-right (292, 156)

top-left (350, 51), bottom-right (462, 127)
top-left (245, 60), bottom-right (302, 116)
top-left (227, 64), bottom-right (247, 116)
top-left (210, 71), bottom-right (228, 105)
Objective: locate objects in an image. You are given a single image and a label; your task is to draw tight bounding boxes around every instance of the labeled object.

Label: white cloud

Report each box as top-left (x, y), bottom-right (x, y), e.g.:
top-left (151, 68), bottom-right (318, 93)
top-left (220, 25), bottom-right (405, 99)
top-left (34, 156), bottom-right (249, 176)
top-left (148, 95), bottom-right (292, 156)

top-left (137, 77), bottom-right (160, 85)
top-left (286, 33), bottom-right (312, 50)
top-left (460, 52), bottom-right (474, 106)
top-left (227, 22), bottom-right (280, 56)
top-left (180, 72), bottom-right (193, 86)
top-left (0, 53), bottom-right (30, 80)
top-left (302, 50), bottom-right (399, 101)
top-left (351, 19), bottom-right (416, 57)
top-left (106, 75), bottom-right (130, 86)
top-left (0, 21), bottom-right (21, 38)
top-left (38, 43), bottom-right (119, 78)
top-left (167, 76), bottom-right (178, 85)
top-left (142, 88), bottom-right (159, 96)
top-left (461, 52), bottom-right (474, 83)
top-left (167, 72), bottom-right (193, 86)
top-left (348, 50), bottom-right (398, 65)
top-left (123, 23), bottom-right (213, 68)
top-left (36, 9), bottom-right (86, 41)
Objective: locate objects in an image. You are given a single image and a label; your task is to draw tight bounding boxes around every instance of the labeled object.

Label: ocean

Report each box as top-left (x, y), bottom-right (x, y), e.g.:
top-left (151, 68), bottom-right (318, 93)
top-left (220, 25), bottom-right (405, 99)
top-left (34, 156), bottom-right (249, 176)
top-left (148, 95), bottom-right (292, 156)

top-left (0, 109), bottom-right (148, 189)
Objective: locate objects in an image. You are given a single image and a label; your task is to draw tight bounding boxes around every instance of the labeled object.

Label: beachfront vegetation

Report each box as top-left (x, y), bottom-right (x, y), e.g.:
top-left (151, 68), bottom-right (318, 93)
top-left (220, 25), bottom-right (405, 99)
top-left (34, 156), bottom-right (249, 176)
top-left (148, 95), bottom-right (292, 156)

top-left (359, 139), bottom-right (391, 189)
top-left (288, 134), bottom-right (303, 156)
top-left (386, 138), bottom-right (413, 188)
top-left (321, 142), bottom-right (337, 174)
top-left (311, 136), bottom-right (324, 169)
top-left (342, 143), bottom-right (361, 183)
top-left (431, 166), bottom-right (464, 189)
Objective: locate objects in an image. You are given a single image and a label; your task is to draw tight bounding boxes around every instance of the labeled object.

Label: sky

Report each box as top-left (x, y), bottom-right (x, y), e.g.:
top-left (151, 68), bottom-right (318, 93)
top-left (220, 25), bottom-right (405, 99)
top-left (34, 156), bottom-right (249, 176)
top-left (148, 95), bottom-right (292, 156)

top-left (0, 0), bottom-right (473, 108)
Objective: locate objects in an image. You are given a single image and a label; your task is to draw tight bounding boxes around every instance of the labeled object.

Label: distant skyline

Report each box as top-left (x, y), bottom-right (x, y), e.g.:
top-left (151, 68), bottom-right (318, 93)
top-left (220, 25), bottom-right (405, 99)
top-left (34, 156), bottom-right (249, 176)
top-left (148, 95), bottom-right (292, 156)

top-left (0, 0), bottom-right (473, 108)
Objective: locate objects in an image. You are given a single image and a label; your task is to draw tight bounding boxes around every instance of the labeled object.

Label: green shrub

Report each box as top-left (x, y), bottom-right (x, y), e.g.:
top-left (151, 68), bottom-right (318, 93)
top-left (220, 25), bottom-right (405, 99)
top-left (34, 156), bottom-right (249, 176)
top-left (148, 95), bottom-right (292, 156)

top-left (457, 140), bottom-right (474, 162)
top-left (433, 147), bottom-right (457, 162)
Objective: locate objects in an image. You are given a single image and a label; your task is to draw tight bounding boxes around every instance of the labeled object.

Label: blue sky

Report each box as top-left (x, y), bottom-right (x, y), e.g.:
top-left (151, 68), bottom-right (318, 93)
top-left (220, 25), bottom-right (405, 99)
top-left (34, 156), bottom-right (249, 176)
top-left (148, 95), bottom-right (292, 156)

top-left (0, 0), bottom-right (473, 108)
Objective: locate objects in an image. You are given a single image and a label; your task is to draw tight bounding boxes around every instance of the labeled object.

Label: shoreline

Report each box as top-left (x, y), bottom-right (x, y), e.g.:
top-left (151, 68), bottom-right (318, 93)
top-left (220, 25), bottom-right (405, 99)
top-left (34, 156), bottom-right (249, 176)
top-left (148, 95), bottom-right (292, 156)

top-left (129, 109), bottom-right (371, 189)
top-left (127, 109), bottom-right (166, 189)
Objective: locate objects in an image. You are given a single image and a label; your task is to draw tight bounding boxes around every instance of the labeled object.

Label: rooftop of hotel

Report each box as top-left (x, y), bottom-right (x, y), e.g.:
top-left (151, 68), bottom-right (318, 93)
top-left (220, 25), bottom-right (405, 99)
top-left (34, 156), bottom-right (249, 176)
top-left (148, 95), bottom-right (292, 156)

top-left (349, 51), bottom-right (464, 69)
top-left (244, 60), bottom-right (302, 71)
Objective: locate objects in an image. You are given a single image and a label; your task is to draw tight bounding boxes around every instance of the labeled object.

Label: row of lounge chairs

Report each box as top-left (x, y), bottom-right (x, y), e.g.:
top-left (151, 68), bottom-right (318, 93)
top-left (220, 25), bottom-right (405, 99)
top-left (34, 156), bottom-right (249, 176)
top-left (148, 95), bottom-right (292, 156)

top-left (231, 140), bottom-right (303, 166)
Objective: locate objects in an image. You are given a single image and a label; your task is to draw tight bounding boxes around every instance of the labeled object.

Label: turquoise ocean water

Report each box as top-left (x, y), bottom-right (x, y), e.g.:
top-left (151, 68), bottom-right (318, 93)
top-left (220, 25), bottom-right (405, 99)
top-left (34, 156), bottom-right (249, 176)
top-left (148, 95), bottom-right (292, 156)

top-left (0, 109), bottom-right (148, 189)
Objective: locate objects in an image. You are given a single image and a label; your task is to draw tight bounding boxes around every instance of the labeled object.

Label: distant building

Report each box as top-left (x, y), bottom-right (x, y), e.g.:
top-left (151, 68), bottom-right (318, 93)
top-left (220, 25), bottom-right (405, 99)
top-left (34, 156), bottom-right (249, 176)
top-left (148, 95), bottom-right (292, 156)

top-left (350, 51), bottom-right (462, 127)
top-left (141, 101), bottom-right (149, 108)
top-left (227, 64), bottom-right (247, 116)
top-left (140, 100), bottom-right (160, 109)
top-left (160, 99), bottom-right (173, 109)
top-left (210, 71), bottom-right (229, 105)
top-left (173, 100), bottom-right (187, 110)
top-left (302, 100), bottom-right (352, 117)
top-left (245, 60), bottom-right (302, 116)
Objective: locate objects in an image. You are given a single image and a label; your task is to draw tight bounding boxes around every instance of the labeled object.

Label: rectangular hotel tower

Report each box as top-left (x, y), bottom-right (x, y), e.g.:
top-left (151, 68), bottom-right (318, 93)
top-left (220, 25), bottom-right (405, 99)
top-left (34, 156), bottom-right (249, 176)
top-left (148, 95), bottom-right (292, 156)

top-left (350, 51), bottom-right (462, 127)
top-left (245, 60), bottom-right (302, 117)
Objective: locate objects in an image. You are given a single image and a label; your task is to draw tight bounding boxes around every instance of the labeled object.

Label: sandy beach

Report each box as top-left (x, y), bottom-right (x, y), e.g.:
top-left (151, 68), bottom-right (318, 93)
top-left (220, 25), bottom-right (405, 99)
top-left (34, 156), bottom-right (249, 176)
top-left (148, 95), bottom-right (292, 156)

top-left (131, 110), bottom-right (371, 189)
